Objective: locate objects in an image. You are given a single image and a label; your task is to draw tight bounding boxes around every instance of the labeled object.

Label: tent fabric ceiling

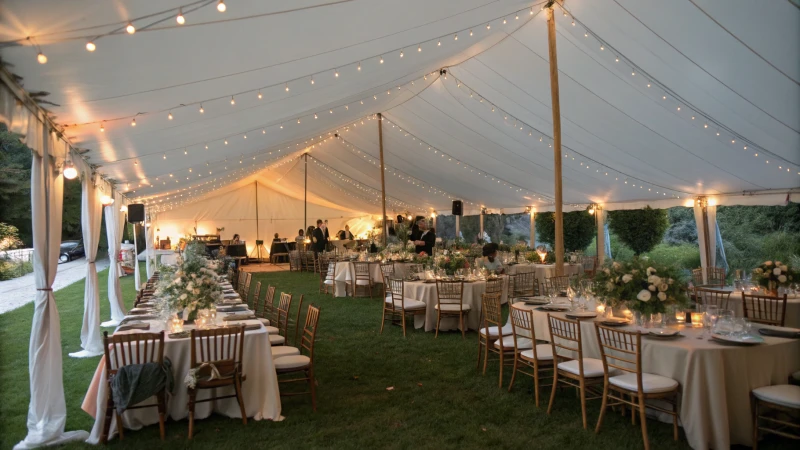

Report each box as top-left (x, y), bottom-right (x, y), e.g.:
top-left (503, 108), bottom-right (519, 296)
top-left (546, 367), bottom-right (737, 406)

top-left (1, 0), bottom-right (797, 215)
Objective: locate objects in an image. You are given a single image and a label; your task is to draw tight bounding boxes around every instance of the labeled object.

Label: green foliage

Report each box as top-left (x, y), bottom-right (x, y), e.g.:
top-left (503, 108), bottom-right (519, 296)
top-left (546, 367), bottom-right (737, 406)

top-left (535, 210), bottom-right (595, 252)
top-left (608, 206), bottom-right (668, 255)
top-left (0, 125), bottom-right (33, 246)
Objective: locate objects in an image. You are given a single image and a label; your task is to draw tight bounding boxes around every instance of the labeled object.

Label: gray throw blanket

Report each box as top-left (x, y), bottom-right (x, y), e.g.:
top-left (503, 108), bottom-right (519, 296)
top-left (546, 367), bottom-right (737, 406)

top-left (110, 358), bottom-right (174, 414)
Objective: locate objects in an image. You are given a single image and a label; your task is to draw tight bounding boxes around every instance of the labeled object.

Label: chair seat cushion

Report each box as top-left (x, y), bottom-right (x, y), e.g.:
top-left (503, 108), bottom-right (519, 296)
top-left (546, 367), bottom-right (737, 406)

top-left (271, 345), bottom-right (300, 359)
top-left (436, 303), bottom-right (471, 312)
top-left (323, 279), bottom-right (334, 285)
top-left (274, 354), bottom-right (311, 370)
top-left (753, 384), bottom-right (800, 409)
top-left (521, 344), bottom-right (554, 361)
top-left (265, 326), bottom-right (279, 335)
top-left (355, 279), bottom-right (371, 285)
top-left (385, 297), bottom-right (426, 310)
top-left (494, 335), bottom-right (532, 350)
top-left (479, 323), bottom-right (513, 338)
top-left (557, 358), bottom-right (606, 378)
top-left (609, 373), bottom-right (679, 394)
top-left (269, 334), bottom-right (286, 346)
top-left (259, 318), bottom-right (271, 326)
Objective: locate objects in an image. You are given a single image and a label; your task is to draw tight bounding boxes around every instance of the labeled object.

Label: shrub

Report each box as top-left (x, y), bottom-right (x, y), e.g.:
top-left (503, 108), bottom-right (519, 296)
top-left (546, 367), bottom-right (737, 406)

top-left (535, 210), bottom-right (595, 252)
top-left (608, 206), bottom-right (668, 255)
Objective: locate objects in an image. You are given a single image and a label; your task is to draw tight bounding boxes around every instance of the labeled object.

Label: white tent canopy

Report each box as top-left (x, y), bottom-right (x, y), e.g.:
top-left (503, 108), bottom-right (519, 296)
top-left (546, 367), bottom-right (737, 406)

top-left (1, 0), bottom-right (796, 217)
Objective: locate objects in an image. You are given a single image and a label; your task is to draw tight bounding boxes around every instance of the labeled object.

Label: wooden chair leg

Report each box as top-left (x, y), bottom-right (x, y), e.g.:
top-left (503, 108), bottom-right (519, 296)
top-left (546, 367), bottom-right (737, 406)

top-left (435, 312), bottom-right (441, 338)
top-left (595, 383), bottom-right (609, 434)
top-left (234, 374), bottom-right (248, 425)
top-left (672, 393), bottom-right (679, 441)
top-left (579, 380), bottom-right (588, 429)
top-left (188, 389), bottom-right (196, 439)
top-left (101, 394), bottom-right (114, 444)
top-left (460, 313), bottom-right (466, 339)
top-left (476, 334), bottom-right (483, 370)
top-left (380, 307), bottom-right (387, 334)
top-left (507, 355), bottom-right (517, 392)
top-left (309, 366), bottom-right (317, 412)
top-left (547, 371), bottom-right (559, 415)
top-left (533, 365), bottom-right (541, 407)
top-left (631, 394), bottom-right (637, 425)
top-left (401, 313), bottom-right (407, 338)
top-left (752, 395), bottom-right (759, 450)
top-left (157, 391), bottom-right (166, 441)
top-left (498, 348), bottom-right (504, 388)
top-left (638, 394), bottom-right (649, 450)
top-left (483, 338), bottom-right (490, 375)
top-left (116, 411), bottom-right (124, 440)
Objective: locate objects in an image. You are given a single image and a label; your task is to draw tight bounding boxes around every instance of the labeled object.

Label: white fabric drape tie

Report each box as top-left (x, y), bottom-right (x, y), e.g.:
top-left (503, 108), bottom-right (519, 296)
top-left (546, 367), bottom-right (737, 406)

top-left (102, 191), bottom-right (127, 326)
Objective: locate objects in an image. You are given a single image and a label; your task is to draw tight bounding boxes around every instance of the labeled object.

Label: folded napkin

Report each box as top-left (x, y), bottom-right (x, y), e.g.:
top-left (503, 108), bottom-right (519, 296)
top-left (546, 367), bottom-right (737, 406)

top-left (128, 309), bottom-right (155, 315)
top-left (221, 299), bottom-right (242, 305)
top-left (117, 322), bottom-right (151, 332)
top-left (217, 305), bottom-right (248, 312)
top-left (226, 322), bottom-right (261, 331)
top-left (223, 313), bottom-right (256, 321)
top-left (121, 315), bottom-right (157, 323)
top-left (136, 302), bottom-right (155, 308)
top-left (758, 327), bottom-right (800, 339)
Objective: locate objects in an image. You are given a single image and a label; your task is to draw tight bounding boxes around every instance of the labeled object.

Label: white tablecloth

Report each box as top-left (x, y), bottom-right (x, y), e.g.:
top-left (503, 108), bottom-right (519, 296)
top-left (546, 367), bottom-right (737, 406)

top-left (403, 277), bottom-right (509, 332)
top-left (82, 306), bottom-right (282, 443)
top-left (333, 261), bottom-right (382, 297)
top-left (510, 300), bottom-right (800, 450)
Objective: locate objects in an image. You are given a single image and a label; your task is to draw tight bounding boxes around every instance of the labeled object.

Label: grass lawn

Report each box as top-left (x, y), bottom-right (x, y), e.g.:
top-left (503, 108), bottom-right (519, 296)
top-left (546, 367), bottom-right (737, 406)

top-left (0, 267), bottom-right (787, 449)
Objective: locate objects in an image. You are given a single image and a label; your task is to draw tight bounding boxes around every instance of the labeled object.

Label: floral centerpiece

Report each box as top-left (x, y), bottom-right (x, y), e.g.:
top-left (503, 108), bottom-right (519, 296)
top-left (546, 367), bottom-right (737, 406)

top-left (593, 259), bottom-right (689, 316)
top-left (436, 252), bottom-right (469, 275)
top-left (413, 253), bottom-right (432, 267)
top-left (753, 260), bottom-right (796, 294)
top-left (154, 256), bottom-right (223, 322)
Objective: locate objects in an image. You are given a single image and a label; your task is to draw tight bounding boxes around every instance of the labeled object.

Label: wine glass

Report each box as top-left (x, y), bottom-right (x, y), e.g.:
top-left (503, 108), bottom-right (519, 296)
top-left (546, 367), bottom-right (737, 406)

top-left (703, 305), bottom-right (719, 340)
top-left (566, 286), bottom-right (576, 311)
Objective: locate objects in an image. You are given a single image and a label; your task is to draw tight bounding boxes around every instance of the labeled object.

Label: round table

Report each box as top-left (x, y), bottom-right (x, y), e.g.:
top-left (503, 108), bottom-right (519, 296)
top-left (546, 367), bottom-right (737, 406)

top-left (509, 299), bottom-right (800, 450)
top-left (403, 277), bottom-right (509, 332)
top-left (333, 260), bottom-right (383, 297)
top-left (699, 287), bottom-right (800, 328)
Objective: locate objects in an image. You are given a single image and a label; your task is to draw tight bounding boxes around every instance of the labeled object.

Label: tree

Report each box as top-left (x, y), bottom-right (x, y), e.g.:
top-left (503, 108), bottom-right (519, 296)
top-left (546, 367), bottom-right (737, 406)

top-left (535, 210), bottom-right (595, 252)
top-left (608, 206), bottom-right (668, 255)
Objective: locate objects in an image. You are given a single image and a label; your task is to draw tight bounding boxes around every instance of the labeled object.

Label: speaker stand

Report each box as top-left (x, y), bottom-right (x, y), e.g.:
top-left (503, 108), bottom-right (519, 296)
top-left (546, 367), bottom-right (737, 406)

top-left (248, 240), bottom-right (268, 263)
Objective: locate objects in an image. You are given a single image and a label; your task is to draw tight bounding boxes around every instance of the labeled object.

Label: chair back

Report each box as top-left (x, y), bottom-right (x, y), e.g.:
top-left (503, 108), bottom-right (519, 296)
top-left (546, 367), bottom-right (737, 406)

top-left (236, 269), bottom-right (246, 294)
top-left (190, 326), bottom-right (245, 379)
top-left (302, 251), bottom-right (315, 272)
top-left (742, 292), bottom-right (788, 326)
top-left (380, 262), bottom-right (395, 281)
top-left (316, 253), bottom-right (329, 274)
top-left (388, 278), bottom-right (405, 313)
top-left (300, 305), bottom-right (321, 362)
top-left (318, 259), bottom-right (331, 282)
top-left (289, 250), bottom-right (301, 271)
top-left (693, 267), bottom-right (725, 286)
top-left (582, 257), bottom-right (597, 277)
top-left (436, 280), bottom-right (464, 309)
top-left (510, 304), bottom-right (543, 358)
top-left (352, 261), bottom-right (372, 282)
top-left (547, 314), bottom-right (587, 372)
top-left (510, 271), bottom-right (536, 297)
top-left (595, 326), bottom-right (641, 379)
top-left (255, 285), bottom-right (274, 320)
top-left (103, 331), bottom-right (165, 375)
top-left (543, 275), bottom-right (570, 295)
top-left (482, 292), bottom-right (503, 328)
top-left (696, 287), bottom-right (731, 310)
top-left (276, 292), bottom-right (294, 337)
top-left (485, 277), bottom-right (504, 295)
top-left (291, 295), bottom-right (305, 346)
top-left (241, 272), bottom-right (252, 303)
top-left (250, 281), bottom-right (262, 310)
top-left (407, 264), bottom-right (424, 276)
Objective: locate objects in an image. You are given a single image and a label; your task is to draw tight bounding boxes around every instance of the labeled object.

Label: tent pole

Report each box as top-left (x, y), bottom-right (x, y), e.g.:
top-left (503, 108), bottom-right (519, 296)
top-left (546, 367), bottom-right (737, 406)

top-left (377, 113), bottom-right (388, 247)
top-left (304, 153), bottom-right (308, 233)
top-left (546, 4), bottom-right (565, 276)
top-left (480, 210), bottom-right (485, 242)
top-left (455, 215), bottom-right (460, 241)
top-left (529, 208), bottom-right (535, 248)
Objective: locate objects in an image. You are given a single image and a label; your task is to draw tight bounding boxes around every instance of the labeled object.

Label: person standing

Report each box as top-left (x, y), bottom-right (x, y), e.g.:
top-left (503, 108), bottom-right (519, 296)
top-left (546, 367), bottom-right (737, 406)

top-left (413, 219), bottom-right (436, 255)
top-left (312, 219), bottom-right (327, 255)
top-left (323, 219), bottom-right (330, 240)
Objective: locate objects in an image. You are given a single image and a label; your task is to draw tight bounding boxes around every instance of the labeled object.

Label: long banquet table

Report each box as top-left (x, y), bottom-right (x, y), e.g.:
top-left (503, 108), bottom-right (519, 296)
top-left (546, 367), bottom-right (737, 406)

top-left (509, 298), bottom-right (800, 450)
top-left (81, 287), bottom-right (282, 443)
top-left (403, 277), bottom-right (509, 332)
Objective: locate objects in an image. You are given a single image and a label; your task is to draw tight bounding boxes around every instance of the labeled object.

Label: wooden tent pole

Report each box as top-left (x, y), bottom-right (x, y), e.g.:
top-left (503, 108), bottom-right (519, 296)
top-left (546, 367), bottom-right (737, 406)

top-left (377, 113), bottom-right (388, 247)
top-left (254, 181), bottom-right (259, 241)
top-left (304, 153), bottom-right (308, 232)
top-left (547, 4), bottom-right (565, 276)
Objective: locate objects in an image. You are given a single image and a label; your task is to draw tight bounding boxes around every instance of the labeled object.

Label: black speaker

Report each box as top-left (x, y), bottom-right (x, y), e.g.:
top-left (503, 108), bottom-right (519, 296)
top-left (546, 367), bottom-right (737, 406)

top-left (452, 200), bottom-right (463, 216)
top-left (127, 204), bottom-right (145, 223)
top-left (396, 215), bottom-right (404, 224)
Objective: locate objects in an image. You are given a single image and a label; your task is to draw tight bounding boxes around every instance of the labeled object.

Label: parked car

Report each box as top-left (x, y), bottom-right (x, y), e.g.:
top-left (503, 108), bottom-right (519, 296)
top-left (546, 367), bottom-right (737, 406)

top-left (59, 241), bottom-right (85, 263)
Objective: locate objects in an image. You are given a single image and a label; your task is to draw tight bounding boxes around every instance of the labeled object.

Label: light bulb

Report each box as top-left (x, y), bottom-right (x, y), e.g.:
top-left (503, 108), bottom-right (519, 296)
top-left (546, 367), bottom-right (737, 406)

top-left (126, 23), bottom-right (136, 34)
top-left (63, 161), bottom-right (78, 179)
top-left (437, 40), bottom-right (441, 46)
top-left (285, 83), bottom-right (289, 92)
top-left (86, 41), bottom-right (96, 52)
top-left (230, 96), bottom-right (235, 105)
top-left (100, 122), bottom-right (105, 132)
top-left (199, 104), bottom-right (204, 113)
top-left (334, 69), bottom-right (339, 77)
top-left (176, 9), bottom-right (185, 24)
top-left (357, 62), bottom-right (361, 71)
top-left (217, 0), bottom-right (226, 12)
top-left (379, 56), bottom-right (384, 64)
top-left (168, 112), bottom-right (173, 120)
top-left (257, 91), bottom-right (262, 99)
top-left (37, 52), bottom-right (47, 64)
top-left (400, 50), bottom-right (404, 58)
top-left (417, 45), bottom-right (421, 52)
top-left (454, 34), bottom-right (458, 40)
top-left (131, 118), bottom-right (136, 127)
top-left (487, 23), bottom-right (491, 29)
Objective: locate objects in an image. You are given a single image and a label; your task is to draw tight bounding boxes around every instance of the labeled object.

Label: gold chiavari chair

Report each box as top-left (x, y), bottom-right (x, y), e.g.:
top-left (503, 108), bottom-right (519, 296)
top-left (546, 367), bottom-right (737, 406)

top-left (478, 292), bottom-right (518, 387)
top-left (188, 326), bottom-right (247, 439)
top-left (508, 304), bottom-right (553, 406)
top-left (269, 293), bottom-right (293, 346)
top-left (302, 250), bottom-right (316, 273)
top-left (695, 287), bottom-right (732, 310)
top-left (381, 278), bottom-right (426, 337)
top-left (594, 326), bottom-right (680, 449)
top-left (742, 292), bottom-right (788, 326)
top-left (547, 314), bottom-right (605, 429)
top-left (543, 275), bottom-right (570, 296)
top-left (349, 261), bottom-right (375, 298)
top-left (272, 295), bottom-right (305, 359)
top-left (510, 271), bottom-right (537, 298)
top-left (751, 383), bottom-right (800, 450)
top-left (236, 268), bottom-right (247, 295)
top-left (379, 262), bottom-right (395, 299)
top-left (692, 267), bottom-right (726, 287)
top-left (435, 280), bottom-right (470, 339)
top-left (318, 255), bottom-right (332, 294)
top-left (240, 272), bottom-right (253, 305)
top-left (582, 256), bottom-right (597, 278)
top-left (101, 331), bottom-right (167, 443)
top-left (253, 284), bottom-right (271, 327)
top-left (288, 250), bottom-right (302, 271)
top-left (275, 304), bottom-right (321, 411)
top-left (249, 281), bottom-right (262, 311)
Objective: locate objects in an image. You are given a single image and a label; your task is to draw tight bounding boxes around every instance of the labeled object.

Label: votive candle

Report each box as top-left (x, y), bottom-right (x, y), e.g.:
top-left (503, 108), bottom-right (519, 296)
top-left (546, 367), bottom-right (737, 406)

top-left (690, 312), bottom-right (704, 327)
top-left (675, 309), bottom-right (686, 324)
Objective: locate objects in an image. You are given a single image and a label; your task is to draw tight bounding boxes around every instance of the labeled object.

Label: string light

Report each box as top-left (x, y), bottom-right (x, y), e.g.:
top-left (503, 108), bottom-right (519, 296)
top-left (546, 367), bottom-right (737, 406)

top-left (334, 68), bottom-right (339, 78)
top-left (379, 56), bottom-right (384, 64)
top-left (285, 83), bottom-right (290, 92)
top-left (86, 41), bottom-right (96, 52)
top-left (37, 52), bottom-right (47, 64)
top-left (131, 118), bottom-right (136, 127)
top-left (100, 122), bottom-right (104, 132)
top-left (400, 49), bottom-right (404, 58)
top-left (168, 112), bottom-right (173, 120)
top-left (230, 96), bottom-right (235, 105)
top-left (418, 45), bottom-right (422, 52)
top-left (199, 104), bottom-right (204, 113)
top-left (217, 1), bottom-right (226, 13)
top-left (257, 90), bottom-right (262, 99)
top-left (176, 8), bottom-right (185, 25)
top-left (357, 62), bottom-right (361, 71)
top-left (126, 23), bottom-right (136, 34)
top-left (454, 34), bottom-right (458, 40)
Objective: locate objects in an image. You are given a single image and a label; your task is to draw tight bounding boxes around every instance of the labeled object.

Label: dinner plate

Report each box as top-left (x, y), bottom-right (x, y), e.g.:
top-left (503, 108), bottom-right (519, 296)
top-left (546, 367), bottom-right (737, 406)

top-left (597, 317), bottom-right (630, 327)
top-left (566, 311), bottom-right (598, 319)
top-left (647, 328), bottom-right (681, 337)
top-left (711, 333), bottom-right (765, 345)
top-left (519, 297), bottom-right (550, 305)
top-left (540, 305), bottom-right (571, 312)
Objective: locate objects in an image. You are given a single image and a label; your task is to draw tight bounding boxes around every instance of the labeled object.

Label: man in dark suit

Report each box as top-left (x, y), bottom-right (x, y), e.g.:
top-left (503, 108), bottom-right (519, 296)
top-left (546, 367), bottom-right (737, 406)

top-left (338, 224), bottom-right (354, 240)
top-left (413, 219), bottom-right (436, 255)
top-left (312, 219), bottom-right (327, 254)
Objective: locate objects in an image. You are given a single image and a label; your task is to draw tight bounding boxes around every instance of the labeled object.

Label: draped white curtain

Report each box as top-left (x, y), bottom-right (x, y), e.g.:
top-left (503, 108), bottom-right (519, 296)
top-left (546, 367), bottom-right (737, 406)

top-left (70, 168), bottom-right (104, 358)
top-left (133, 221), bottom-right (141, 291)
top-left (693, 202), bottom-right (718, 284)
top-left (102, 190), bottom-right (126, 326)
top-left (15, 121), bottom-right (88, 448)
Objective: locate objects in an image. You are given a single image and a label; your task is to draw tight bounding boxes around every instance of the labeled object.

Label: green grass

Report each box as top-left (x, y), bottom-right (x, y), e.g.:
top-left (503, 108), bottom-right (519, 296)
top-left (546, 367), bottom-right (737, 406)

top-left (0, 267), bottom-right (787, 449)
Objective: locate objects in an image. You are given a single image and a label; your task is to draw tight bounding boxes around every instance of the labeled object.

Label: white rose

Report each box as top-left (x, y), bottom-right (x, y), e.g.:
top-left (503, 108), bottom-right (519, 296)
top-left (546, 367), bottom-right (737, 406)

top-left (779, 275), bottom-right (787, 283)
top-left (622, 274), bottom-right (633, 283)
top-left (659, 283), bottom-right (669, 292)
top-left (647, 275), bottom-right (661, 285)
top-left (605, 281), bottom-right (614, 291)
top-left (648, 284), bottom-right (656, 292)
top-left (773, 268), bottom-right (781, 275)
top-left (180, 293), bottom-right (188, 300)
top-left (637, 290), bottom-right (652, 302)
top-left (603, 268), bottom-right (610, 275)
top-left (754, 268), bottom-right (763, 274)
top-left (764, 261), bottom-right (773, 266)
top-left (631, 269), bottom-right (639, 275)
top-left (657, 292), bottom-right (667, 301)
top-left (194, 289), bottom-right (200, 295)
top-left (612, 262), bottom-right (621, 270)
top-left (780, 265), bottom-right (788, 272)
top-left (646, 267), bottom-right (656, 275)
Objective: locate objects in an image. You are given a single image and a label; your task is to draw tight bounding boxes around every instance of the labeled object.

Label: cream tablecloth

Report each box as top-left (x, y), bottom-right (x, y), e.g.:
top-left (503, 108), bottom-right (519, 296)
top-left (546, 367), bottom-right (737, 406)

top-left (333, 261), bottom-right (383, 297)
top-left (81, 301), bottom-right (282, 443)
top-left (511, 300), bottom-right (800, 450)
top-left (403, 277), bottom-right (509, 332)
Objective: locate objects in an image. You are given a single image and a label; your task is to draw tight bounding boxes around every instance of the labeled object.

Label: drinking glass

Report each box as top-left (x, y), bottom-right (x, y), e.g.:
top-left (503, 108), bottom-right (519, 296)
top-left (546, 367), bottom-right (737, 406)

top-left (703, 305), bottom-right (719, 339)
top-left (566, 286), bottom-right (576, 311)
